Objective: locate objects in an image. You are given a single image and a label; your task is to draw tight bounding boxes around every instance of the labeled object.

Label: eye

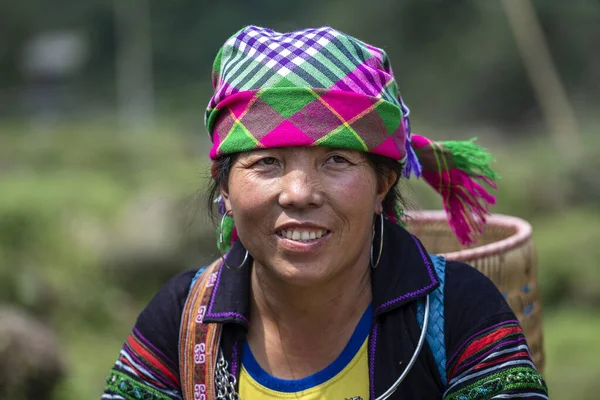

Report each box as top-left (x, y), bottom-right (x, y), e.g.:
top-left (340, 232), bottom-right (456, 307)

top-left (325, 154), bottom-right (351, 165)
top-left (255, 157), bottom-right (279, 166)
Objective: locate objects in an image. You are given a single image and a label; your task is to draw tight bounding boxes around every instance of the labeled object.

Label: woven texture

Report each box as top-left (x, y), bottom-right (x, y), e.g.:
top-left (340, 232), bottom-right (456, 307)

top-left (179, 260), bottom-right (223, 400)
top-left (416, 254), bottom-right (447, 384)
top-left (407, 211), bottom-right (545, 373)
top-left (206, 26), bottom-right (411, 162)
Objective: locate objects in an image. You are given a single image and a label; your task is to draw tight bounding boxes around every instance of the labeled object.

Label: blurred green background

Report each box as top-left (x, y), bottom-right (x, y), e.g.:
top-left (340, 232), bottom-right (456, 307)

top-left (1, 0), bottom-right (599, 399)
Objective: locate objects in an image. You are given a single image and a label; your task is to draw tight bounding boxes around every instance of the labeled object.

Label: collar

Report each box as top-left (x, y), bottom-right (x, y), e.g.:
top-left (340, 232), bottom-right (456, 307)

top-left (202, 219), bottom-right (440, 328)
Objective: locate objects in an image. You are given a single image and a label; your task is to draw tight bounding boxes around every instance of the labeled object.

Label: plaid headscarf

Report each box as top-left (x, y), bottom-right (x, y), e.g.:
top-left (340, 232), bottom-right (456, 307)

top-left (206, 26), bottom-right (498, 246)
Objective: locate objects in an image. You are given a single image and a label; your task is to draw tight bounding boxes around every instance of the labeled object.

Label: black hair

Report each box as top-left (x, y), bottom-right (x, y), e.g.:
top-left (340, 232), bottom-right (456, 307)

top-left (206, 152), bottom-right (408, 222)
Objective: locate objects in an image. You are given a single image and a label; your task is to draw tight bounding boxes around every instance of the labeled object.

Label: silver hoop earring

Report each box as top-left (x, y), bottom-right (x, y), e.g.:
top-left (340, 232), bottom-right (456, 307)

top-left (219, 210), bottom-right (248, 270)
top-left (370, 213), bottom-right (384, 269)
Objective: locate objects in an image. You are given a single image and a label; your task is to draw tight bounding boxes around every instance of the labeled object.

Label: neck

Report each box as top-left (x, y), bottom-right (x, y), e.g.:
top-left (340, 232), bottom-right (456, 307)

top-left (247, 257), bottom-right (372, 380)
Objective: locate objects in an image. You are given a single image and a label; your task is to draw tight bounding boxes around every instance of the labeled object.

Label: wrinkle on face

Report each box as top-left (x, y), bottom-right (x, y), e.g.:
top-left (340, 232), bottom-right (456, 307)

top-left (220, 146), bottom-right (392, 286)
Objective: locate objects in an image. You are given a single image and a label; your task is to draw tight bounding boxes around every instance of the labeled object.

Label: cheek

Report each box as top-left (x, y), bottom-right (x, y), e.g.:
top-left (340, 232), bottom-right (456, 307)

top-left (323, 168), bottom-right (379, 249)
top-left (227, 172), bottom-right (276, 233)
top-left (325, 169), bottom-right (379, 214)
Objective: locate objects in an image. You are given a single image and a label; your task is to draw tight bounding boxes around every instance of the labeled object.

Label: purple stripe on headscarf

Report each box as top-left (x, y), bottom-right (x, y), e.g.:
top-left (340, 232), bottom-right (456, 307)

top-left (375, 69), bottom-right (392, 94)
top-left (333, 79), bottom-right (354, 93)
top-left (246, 36), bottom-right (258, 47)
top-left (348, 65), bottom-right (379, 97)
top-left (355, 64), bottom-right (383, 97)
top-left (341, 69), bottom-right (373, 96)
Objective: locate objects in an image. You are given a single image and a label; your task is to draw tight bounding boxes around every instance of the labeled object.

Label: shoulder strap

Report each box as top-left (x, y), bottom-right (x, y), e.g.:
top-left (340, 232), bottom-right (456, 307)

top-left (179, 259), bottom-right (223, 400)
top-left (416, 254), bottom-right (447, 385)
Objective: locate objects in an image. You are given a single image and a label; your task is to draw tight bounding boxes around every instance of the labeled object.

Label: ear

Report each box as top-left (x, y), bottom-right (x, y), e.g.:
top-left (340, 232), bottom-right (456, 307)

top-left (375, 170), bottom-right (398, 213)
top-left (220, 184), bottom-right (233, 212)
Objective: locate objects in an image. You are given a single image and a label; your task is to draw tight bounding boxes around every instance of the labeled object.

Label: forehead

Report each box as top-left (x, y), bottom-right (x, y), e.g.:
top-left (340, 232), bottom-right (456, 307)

top-left (238, 147), bottom-right (364, 158)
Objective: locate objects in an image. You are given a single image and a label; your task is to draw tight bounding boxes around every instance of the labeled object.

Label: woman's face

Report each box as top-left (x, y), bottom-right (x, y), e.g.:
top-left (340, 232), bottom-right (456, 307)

top-left (221, 147), bottom-right (395, 286)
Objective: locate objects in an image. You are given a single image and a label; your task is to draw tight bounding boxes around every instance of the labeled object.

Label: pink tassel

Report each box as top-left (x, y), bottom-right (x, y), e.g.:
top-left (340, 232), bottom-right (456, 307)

top-left (421, 169), bottom-right (497, 246)
top-left (230, 227), bottom-right (239, 245)
top-left (409, 134), bottom-right (498, 246)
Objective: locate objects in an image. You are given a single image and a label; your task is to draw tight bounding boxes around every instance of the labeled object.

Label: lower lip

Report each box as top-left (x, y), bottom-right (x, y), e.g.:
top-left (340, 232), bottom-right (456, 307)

top-left (276, 232), bottom-right (330, 253)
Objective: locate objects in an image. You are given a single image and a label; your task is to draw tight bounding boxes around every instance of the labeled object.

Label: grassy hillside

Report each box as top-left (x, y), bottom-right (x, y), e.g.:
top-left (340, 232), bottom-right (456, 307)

top-left (0, 122), bottom-right (598, 399)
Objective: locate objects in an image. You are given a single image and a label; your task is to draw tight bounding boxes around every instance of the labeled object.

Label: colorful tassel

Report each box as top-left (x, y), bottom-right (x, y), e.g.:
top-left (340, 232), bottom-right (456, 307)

top-left (215, 195), bottom-right (238, 253)
top-left (410, 134), bottom-right (498, 246)
top-left (392, 202), bottom-right (408, 228)
top-left (217, 214), bottom-right (235, 253)
top-left (442, 139), bottom-right (498, 182)
top-left (403, 135), bottom-right (423, 179)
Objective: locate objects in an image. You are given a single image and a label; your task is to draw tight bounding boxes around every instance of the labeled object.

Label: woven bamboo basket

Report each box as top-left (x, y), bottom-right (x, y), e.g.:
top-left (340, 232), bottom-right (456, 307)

top-left (406, 210), bottom-right (544, 373)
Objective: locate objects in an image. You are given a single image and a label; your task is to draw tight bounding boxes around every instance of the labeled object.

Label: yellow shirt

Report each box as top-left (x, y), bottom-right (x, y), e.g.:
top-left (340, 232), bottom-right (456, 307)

top-left (238, 306), bottom-right (371, 400)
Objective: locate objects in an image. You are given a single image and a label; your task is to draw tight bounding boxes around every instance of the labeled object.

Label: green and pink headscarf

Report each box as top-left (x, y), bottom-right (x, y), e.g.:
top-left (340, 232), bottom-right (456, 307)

top-left (206, 26), bottom-right (498, 247)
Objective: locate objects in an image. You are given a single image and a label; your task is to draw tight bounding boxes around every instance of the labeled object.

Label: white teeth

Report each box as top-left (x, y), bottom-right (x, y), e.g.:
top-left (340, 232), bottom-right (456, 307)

top-left (278, 229), bottom-right (327, 242)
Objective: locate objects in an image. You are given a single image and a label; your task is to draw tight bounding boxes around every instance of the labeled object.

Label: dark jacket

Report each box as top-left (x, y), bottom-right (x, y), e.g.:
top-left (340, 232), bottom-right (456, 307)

top-left (103, 220), bottom-right (548, 399)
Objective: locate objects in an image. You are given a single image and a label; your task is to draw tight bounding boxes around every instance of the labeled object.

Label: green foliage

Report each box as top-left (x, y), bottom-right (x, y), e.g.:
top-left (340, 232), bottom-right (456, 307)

top-left (3, 1), bottom-right (600, 129)
top-left (0, 121), bottom-right (219, 398)
top-left (543, 308), bottom-right (600, 400)
top-left (534, 209), bottom-right (600, 308)
top-left (0, 120), bottom-right (598, 399)
top-left (0, 122), bottom-right (210, 321)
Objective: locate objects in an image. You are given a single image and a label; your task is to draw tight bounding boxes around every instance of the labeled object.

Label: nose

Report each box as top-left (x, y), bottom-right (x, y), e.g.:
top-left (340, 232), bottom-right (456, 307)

top-left (278, 169), bottom-right (324, 210)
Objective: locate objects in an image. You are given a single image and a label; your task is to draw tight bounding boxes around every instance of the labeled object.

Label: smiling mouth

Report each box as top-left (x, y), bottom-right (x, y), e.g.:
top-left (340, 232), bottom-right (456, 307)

top-left (276, 229), bottom-right (330, 243)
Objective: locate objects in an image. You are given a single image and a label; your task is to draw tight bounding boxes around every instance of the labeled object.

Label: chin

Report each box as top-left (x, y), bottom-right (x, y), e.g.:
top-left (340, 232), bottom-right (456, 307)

top-left (266, 260), bottom-right (333, 287)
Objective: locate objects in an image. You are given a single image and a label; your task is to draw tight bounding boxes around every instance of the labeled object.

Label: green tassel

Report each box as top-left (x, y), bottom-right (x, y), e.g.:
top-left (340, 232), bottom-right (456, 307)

top-left (216, 215), bottom-right (235, 253)
top-left (394, 202), bottom-right (408, 228)
top-left (442, 138), bottom-right (499, 180)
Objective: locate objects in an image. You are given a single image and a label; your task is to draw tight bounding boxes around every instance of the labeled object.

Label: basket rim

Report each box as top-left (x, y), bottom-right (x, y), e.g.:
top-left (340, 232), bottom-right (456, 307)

top-left (406, 210), bottom-right (532, 262)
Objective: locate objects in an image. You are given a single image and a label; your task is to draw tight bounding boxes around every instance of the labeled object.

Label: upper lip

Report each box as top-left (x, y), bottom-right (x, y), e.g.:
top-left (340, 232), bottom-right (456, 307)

top-left (274, 222), bottom-right (330, 232)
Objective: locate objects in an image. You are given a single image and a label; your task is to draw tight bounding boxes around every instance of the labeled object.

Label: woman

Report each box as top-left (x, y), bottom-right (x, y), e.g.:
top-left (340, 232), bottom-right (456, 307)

top-left (103, 26), bottom-right (548, 399)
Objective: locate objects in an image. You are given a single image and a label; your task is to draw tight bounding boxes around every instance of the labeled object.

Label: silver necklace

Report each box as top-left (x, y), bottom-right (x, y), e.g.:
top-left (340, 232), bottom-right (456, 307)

top-left (215, 350), bottom-right (240, 400)
top-left (375, 294), bottom-right (430, 400)
top-left (214, 294), bottom-right (430, 400)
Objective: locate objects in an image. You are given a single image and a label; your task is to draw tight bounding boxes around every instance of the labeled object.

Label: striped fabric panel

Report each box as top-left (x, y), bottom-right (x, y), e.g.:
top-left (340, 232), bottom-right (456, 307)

top-left (102, 330), bottom-right (182, 400)
top-left (444, 321), bottom-right (548, 400)
top-left (102, 370), bottom-right (181, 400)
top-left (209, 88), bottom-right (403, 160)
